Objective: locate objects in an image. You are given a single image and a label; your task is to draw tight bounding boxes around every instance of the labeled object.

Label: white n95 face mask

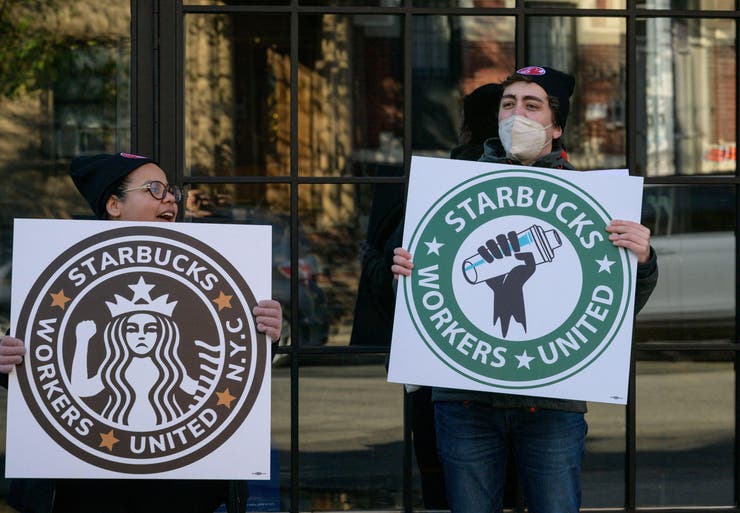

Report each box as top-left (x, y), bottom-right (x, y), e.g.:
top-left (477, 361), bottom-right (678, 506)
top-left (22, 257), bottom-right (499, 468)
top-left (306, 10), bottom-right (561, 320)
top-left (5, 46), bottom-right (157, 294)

top-left (498, 115), bottom-right (552, 164)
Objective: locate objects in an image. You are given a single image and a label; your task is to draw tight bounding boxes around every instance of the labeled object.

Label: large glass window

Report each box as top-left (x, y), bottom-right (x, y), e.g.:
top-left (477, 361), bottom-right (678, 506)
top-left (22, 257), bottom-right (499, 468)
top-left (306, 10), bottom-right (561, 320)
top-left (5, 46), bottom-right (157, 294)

top-left (165, 4), bottom-right (740, 513)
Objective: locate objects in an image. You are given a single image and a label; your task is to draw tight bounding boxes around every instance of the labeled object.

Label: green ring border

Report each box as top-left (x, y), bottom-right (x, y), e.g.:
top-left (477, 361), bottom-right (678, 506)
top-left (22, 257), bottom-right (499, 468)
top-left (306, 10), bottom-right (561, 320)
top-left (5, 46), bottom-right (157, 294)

top-left (403, 168), bottom-right (634, 389)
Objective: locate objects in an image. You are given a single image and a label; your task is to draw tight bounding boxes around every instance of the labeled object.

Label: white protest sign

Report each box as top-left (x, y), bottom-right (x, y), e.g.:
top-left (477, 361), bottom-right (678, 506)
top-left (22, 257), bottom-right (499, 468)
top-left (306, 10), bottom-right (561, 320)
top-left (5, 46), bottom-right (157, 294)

top-left (388, 156), bottom-right (643, 404)
top-left (7, 219), bottom-right (271, 479)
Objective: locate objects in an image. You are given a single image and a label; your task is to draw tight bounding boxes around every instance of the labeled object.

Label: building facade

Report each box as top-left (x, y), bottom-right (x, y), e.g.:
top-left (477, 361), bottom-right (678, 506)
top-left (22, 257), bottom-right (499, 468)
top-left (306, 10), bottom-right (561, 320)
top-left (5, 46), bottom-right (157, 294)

top-left (0, 0), bottom-right (737, 511)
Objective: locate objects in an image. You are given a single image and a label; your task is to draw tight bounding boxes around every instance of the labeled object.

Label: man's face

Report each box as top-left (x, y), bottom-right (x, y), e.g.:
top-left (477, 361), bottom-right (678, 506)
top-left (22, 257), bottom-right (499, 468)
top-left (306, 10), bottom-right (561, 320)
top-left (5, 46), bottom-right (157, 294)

top-left (498, 81), bottom-right (563, 155)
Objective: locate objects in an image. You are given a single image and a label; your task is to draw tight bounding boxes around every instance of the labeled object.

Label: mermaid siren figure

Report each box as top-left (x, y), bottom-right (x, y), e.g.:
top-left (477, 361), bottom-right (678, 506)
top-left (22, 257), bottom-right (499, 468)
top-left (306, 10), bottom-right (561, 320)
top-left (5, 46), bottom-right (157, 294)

top-left (71, 277), bottom-right (204, 429)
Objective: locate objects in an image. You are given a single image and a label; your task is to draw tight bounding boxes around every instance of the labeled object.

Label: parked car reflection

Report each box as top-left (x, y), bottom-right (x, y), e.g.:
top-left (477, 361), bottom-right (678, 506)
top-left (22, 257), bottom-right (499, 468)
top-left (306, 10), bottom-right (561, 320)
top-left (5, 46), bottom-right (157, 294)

top-left (636, 185), bottom-right (734, 345)
top-left (186, 190), bottom-right (330, 359)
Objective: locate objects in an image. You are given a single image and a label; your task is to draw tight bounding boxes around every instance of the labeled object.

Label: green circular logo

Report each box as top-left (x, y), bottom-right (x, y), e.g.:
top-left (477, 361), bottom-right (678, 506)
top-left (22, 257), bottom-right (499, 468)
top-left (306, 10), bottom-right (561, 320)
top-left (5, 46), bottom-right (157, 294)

top-left (404, 169), bottom-right (632, 388)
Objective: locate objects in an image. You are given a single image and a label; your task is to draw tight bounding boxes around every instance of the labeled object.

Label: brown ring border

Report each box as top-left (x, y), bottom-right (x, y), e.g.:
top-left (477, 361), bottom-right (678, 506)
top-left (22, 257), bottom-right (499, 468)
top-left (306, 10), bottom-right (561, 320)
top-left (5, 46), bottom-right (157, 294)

top-left (15, 225), bottom-right (267, 474)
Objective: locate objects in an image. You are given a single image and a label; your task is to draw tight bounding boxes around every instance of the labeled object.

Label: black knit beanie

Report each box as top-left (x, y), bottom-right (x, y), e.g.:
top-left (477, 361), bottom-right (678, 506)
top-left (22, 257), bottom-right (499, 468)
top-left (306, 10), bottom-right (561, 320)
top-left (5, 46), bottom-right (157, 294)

top-left (69, 152), bottom-right (154, 219)
top-left (514, 66), bottom-right (575, 131)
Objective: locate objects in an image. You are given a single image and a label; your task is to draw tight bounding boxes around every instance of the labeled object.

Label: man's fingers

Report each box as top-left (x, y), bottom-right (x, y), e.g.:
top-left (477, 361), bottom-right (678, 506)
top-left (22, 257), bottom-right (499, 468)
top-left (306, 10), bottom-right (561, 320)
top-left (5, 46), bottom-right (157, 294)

top-left (392, 248), bottom-right (414, 279)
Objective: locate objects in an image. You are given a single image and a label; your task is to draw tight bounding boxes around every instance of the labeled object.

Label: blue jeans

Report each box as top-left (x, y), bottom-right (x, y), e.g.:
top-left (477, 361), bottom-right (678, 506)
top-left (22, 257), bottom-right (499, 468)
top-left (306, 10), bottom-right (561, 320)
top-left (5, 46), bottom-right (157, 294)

top-left (435, 401), bottom-right (586, 513)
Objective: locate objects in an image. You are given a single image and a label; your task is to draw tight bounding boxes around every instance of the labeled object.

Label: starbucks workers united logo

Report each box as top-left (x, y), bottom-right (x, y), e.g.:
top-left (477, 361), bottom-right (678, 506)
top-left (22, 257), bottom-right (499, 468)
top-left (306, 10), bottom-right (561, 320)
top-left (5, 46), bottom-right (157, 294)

top-left (405, 169), bottom-right (633, 388)
top-left (15, 226), bottom-right (266, 473)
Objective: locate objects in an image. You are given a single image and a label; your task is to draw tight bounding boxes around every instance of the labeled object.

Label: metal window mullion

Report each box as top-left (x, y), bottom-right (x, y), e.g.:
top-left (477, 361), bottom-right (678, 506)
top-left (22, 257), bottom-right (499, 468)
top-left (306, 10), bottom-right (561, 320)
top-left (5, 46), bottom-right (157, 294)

top-left (181, 175), bottom-right (408, 185)
top-left (289, 3), bottom-right (300, 513)
top-left (626, 346), bottom-right (637, 512)
top-left (131, 0), bottom-right (156, 157)
top-left (402, 4), bottom-right (414, 512)
top-left (175, 1), bottom-right (184, 186)
top-left (157, 0), bottom-right (179, 178)
top-left (516, 0), bottom-right (525, 67)
top-left (625, 3), bottom-right (637, 509)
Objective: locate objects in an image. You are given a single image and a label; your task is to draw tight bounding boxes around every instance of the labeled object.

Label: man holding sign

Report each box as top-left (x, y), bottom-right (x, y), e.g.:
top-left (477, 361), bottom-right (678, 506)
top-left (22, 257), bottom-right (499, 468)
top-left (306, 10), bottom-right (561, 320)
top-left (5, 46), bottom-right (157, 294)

top-left (392, 66), bottom-right (658, 513)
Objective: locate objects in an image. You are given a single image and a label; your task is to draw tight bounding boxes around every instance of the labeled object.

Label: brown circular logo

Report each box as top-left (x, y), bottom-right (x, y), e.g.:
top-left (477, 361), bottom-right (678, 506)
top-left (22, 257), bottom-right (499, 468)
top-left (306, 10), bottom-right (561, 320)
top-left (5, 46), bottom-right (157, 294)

top-left (15, 226), bottom-right (267, 473)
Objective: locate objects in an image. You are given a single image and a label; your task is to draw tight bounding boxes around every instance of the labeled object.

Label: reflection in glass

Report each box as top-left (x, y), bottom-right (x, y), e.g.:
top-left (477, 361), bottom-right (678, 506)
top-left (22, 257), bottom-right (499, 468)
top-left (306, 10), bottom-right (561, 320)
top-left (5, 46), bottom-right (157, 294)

top-left (637, 0), bottom-right (732, 9)
top-left (299, 359), bottom-right (403, 510)
top-left (581, 403), bottom-right (625, 507)
top-left (636, 360), bottom-right (733, 506)
top-left (412, 16), bottom-right (515, 158)
top-left (637, 185), bottom-right (735, 343)
top-left (413, 0), bottom-right (514, 7)
top-left (186, 0), bottom-right (288, 4)
top-left (184, 183), bottom-right (296, 359)
top-left (302, 0), bottom-right (401, 5)
top-left (636, 18), bottom-right (736, 176)
top-left (184, 14), bottom-right (291, 177)
top-left (526, 0), bottom-right (625, 8)
top-left (299, 15), bottom-right (403, 177)
top-left (350, 183), bottom-right (405, 347)
top-left (298, 184), bottom-right (380, 346)
top-left (526, 17), bottom-right (626, 170)
top-left (0, 1), bottom-right (131, 327)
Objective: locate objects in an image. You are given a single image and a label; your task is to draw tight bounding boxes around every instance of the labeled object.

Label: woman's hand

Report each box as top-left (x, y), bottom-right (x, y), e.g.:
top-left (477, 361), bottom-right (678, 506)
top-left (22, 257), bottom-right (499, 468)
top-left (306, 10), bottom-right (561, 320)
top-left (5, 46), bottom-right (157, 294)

top-left (253, 299), bottom-right (283, 341)
top-left (0, 336), bottom-right (26, 374)
top-left (606, 220), bottom-right (651, 263)
top-left (392, 247), bottom-right (414, 280)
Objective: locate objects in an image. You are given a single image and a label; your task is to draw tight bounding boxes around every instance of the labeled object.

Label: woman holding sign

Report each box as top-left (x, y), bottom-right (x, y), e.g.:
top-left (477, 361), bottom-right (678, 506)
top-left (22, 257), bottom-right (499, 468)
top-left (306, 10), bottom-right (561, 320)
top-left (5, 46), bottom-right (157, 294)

top-left (0, 152), bottom-right (281, 513)
top-left (392, 66), bottom-right (658, 513)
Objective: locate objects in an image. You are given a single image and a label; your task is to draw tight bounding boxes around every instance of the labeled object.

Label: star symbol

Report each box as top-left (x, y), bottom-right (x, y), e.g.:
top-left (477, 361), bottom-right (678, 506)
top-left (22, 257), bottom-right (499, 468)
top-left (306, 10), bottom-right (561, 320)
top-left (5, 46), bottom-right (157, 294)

top-left (424, 238), bottom-right (445, 256)
top-left (515, 350), bottom-right (535, 370)
top-left (49, 290), bottom-right (72, 310)
top-left (212, 291), bottom-right (233, 312)
top-left (99, 429), bottom-right (119, 451)
top-left (216, 388), bottom-right (236, 409)
top-left (129, 277), bottom-right (155, 303)
top-left (596, 255), bottom-right (616, 274)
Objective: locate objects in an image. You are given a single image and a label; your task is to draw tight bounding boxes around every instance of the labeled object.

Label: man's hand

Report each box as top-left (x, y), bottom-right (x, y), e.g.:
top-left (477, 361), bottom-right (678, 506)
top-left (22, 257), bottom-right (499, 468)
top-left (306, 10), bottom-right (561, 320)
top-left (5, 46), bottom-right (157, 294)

top-left (392, 247), bottom-right (414, 280)
top-left (606, 220), bottom-right (651, 263)
top-left (0, 336), bottom-right (26, 374)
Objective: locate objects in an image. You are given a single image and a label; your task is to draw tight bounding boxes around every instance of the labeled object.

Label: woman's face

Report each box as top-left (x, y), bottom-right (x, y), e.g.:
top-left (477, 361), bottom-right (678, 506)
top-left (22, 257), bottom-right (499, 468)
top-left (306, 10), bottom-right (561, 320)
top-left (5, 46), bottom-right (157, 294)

top-left (106, 164), bottom-right (178, 222)
top-left (125, 313), bottom-right (159, 355)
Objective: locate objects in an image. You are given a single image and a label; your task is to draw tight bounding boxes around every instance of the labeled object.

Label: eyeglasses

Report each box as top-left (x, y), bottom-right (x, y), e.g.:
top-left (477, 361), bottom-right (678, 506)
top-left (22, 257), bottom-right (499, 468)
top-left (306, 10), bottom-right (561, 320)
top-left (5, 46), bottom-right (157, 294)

top-left (122, 181), bottom-right (182, 202)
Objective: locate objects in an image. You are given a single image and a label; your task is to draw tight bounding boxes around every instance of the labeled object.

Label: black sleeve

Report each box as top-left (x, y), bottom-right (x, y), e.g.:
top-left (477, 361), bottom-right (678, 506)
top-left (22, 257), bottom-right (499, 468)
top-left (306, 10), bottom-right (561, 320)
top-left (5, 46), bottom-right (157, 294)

top-left (634, 247), bottom-right (658, 315)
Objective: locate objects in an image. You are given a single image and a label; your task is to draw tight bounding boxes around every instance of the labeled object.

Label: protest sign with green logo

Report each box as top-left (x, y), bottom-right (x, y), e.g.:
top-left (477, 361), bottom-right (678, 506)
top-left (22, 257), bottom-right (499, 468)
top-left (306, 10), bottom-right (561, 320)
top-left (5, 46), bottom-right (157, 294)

top-left (388, 156), bottom-right (643, 404)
